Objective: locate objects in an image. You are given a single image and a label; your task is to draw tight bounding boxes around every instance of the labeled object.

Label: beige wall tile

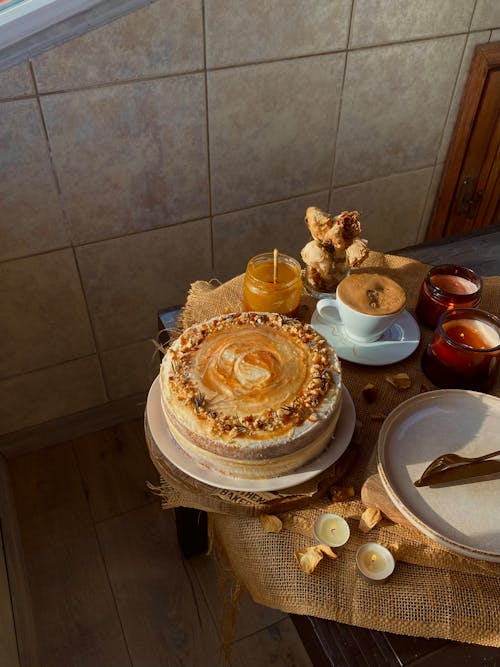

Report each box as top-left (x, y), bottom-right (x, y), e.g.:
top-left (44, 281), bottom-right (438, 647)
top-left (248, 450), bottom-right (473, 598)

top-left (212, 192), bottom-right (329, 282)
top-left (76, 220), bottom-right (212, 350)
top-left (351, 0), bottom-right (474, 48)
top-left (208, 55), bottom-right (345, 213)
top-left (205, 0), bottom-right (350, 68)
top-left (41, 75), bottom-right (209, 244)
top-left (0, 99), bottom-right (69, 261)
top-left (32, 0), bottom-right (204, 92)
top-left (101, 339), bottom-right (160, 400)
top-left (0, 356), bottom-right (106, 435)
top-left (331, 168), bottom-right (434, 251)
top-left (471, 0), bottom-right (500, 30)
top-left (0, 250), bottom-right (96, 378)
top-left (0, 62), bottom-right (34, 98)
top-left (490, 29), bottom-right (500, 40)
top-left (333, 36), bottom-right (465, 187)
top-left (437, 31), bottom-right (490, 163)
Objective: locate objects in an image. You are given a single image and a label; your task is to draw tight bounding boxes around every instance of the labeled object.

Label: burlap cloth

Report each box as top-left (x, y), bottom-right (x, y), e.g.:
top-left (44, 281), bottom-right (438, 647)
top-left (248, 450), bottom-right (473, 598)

top-left (146, 251), bottom-right (500, 647)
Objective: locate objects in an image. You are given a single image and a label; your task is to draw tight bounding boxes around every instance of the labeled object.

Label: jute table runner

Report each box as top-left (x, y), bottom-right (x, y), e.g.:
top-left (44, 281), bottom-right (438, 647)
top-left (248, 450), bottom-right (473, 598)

top-left (146, 251), bottom-right (500, 646)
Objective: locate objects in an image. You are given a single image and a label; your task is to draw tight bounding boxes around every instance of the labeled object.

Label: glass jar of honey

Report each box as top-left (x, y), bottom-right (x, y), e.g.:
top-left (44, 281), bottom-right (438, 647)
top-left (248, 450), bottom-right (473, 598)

top-left (243, 252), bottom-right (302, 317)
top-left (415, 264), bottom-right (482, 328)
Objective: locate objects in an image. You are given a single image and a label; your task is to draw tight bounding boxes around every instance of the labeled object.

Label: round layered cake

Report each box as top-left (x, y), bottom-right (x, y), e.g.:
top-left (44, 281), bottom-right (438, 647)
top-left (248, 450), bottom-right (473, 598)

top-left (159, 312), bottom-right (342, 479)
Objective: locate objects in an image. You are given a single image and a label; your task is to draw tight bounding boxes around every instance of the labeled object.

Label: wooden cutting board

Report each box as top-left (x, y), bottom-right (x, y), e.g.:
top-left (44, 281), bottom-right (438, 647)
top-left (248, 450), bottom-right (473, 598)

top-left (361, 473), bottom-right (412, 527)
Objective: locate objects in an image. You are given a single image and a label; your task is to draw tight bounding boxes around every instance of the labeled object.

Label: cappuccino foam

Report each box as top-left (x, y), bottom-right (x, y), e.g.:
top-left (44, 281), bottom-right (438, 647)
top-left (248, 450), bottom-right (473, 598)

top-left (337, 273), bottom-right (406, 316)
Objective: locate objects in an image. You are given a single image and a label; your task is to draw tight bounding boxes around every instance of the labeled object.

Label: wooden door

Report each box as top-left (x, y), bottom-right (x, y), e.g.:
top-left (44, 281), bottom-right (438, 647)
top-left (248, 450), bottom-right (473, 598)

top-left (426, 42), bottom-right (500, 240)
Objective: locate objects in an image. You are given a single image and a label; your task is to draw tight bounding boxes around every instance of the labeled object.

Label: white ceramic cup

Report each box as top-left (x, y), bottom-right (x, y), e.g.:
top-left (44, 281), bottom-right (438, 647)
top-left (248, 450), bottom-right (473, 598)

top-left (315, 295), bottom-right (404, 344)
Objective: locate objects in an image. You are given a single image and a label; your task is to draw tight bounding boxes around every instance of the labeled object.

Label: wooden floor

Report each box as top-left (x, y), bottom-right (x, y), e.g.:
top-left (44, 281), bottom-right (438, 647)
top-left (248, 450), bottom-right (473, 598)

top-left (7, 419), bottom-right (312, 667)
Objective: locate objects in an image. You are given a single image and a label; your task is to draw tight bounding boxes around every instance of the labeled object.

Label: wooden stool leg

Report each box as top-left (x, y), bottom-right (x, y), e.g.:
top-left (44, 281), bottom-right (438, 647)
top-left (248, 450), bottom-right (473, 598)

top-left (174, 507), bottom-right (208, 558)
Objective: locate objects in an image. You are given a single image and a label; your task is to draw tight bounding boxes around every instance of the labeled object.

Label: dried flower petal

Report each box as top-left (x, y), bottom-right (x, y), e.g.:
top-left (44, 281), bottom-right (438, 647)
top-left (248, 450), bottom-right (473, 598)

top-left (260, 513), bottom-right (283, 533)
top-left (295, 546), bottom-right (323, 574)
top-left (283, 515), bottom-right (310, 534)
top-left (361, 383), bottom-right (377, 403)
top-left (359, 507), bottom-right (382, 533)
top-left (316, 543), bottom-right (338, 560)
top-left (385, 372), bottom-right (412, 389)
top-left (295, 544), bottom-right (338, 573)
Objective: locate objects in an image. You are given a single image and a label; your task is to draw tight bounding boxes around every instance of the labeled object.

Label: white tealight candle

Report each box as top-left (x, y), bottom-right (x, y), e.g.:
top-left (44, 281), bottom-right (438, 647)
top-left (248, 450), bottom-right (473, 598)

top-left (356, 543), bottom-right (395, 582)
top-left (313, 513), bottom-right (350, 548)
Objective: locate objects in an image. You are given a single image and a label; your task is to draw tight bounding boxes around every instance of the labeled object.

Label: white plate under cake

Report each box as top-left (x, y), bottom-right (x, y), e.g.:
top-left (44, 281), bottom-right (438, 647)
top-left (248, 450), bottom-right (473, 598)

top-left (159, 311), bottom-right (343, 479)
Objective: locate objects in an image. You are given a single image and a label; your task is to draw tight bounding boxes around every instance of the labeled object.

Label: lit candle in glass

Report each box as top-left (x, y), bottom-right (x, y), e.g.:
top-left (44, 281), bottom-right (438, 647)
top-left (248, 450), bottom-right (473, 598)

top-left (415, 264), bottom-right (482, 328)
top-left (421, 307), bottom-right (500, 391)
top-left (313, 513), bottom-right (350, 548)
top-left (356, 543), bottom-right (395, 582)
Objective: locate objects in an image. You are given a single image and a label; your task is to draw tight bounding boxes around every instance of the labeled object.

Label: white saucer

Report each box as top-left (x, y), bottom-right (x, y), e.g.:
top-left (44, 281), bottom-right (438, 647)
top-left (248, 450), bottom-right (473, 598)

top-left (310, 309), bottom-right (420, 366)
top-left (146, 377), bottom-right (356, 492)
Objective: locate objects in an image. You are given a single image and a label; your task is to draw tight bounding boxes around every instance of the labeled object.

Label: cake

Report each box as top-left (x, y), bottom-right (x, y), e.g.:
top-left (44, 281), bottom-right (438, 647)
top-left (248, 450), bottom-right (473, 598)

top-left (159, 311), bottom-right (342, 479)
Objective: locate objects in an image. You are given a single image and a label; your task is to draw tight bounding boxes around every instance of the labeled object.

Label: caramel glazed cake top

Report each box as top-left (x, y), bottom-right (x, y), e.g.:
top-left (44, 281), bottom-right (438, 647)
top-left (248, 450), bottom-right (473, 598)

top-left (160, 311), bottom-right (342, 461)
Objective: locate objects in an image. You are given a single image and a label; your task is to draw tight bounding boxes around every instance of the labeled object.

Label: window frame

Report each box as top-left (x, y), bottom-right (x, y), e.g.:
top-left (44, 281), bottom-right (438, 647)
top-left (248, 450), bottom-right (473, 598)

top-left (0, 0), bottom-right (105, 50)
top-left (0, 0), bottom-right (152, 71)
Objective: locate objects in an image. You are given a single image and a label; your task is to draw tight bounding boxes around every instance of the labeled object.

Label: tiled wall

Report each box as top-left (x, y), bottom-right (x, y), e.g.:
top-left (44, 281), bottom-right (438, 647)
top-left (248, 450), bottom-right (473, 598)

top-left (1, 0), bottom-right (499, 437)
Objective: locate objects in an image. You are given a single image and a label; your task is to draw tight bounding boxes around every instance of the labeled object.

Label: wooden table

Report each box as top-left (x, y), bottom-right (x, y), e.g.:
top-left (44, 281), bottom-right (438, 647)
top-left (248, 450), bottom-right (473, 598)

top-left (293, 227), bottom-right (500, 666)
top-left (158, 226), bottom-right (500, 666)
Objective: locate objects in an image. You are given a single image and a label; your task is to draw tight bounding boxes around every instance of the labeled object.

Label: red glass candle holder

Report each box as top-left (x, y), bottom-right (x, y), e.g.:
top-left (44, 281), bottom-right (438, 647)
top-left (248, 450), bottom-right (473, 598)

top-left (415, 264), bottom-right (482, 328)
top-left (421, 308), bottom-right (500, 392)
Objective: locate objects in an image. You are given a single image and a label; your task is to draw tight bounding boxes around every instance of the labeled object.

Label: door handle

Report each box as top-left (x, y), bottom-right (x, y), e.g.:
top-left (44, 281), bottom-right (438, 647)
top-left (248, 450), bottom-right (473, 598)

top-left (455, 176), bottom-right (483, 219)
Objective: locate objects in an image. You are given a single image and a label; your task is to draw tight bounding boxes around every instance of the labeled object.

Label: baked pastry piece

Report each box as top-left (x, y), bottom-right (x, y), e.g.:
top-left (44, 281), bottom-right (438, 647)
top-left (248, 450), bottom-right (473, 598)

top-left (301, 207), bottom-right (369, 292)
top-left (160, 312), bottom-right (342, 479)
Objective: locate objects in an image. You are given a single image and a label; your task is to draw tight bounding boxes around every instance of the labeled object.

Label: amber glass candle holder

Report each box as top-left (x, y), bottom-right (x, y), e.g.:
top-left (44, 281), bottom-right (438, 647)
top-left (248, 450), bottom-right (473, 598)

top-left (421, 308), bottom-right (500, 392)
top-left (415, 264), bottom-right (482, 329)
top-left (242, 252), bottom-right (302, 317)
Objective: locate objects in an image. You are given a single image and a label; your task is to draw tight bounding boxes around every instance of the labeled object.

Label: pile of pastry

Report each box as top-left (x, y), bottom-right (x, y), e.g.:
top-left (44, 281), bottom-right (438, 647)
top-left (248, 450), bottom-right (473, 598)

top-left (301, 207), bottom-right (369, 292)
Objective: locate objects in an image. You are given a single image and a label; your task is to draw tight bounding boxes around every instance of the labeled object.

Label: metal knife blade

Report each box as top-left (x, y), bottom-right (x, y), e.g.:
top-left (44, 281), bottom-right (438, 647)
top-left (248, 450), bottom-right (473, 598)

top-left (414, 459), bottom-right (500, 488)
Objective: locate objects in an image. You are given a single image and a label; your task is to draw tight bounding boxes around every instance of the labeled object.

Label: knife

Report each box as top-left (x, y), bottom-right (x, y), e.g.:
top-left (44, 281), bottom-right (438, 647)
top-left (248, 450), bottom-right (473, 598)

top-left (414, 459), bottom-right (500, 487)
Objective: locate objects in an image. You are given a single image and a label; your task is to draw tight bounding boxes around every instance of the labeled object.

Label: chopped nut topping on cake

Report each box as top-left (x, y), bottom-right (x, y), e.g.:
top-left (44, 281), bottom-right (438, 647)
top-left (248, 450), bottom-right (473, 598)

top-left (166, 312), bottom-right (340, 440)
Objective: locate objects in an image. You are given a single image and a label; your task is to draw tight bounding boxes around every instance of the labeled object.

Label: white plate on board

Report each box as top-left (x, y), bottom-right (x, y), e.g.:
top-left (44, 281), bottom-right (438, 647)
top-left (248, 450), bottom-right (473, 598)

top-left (146, 376), bottom-right (356, 492)
top-left (311, 308), bottom-right (420, 366)
top-left (378, 390), bottom-right (500, 562)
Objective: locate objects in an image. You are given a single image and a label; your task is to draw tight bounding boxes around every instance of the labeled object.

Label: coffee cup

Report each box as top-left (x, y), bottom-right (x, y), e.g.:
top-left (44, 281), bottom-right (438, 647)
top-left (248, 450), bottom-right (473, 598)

top-left (315, 273), bottom-right (406, 344)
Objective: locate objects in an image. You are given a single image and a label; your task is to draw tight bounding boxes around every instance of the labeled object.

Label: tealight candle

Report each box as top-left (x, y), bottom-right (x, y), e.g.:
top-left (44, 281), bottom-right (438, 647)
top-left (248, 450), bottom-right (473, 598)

top-left (415, 264), bottom-right (482, 328)
top-left (356, 543), bottom-right (395, 582)
top-left (313, 513), bottom-right (350, 548)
